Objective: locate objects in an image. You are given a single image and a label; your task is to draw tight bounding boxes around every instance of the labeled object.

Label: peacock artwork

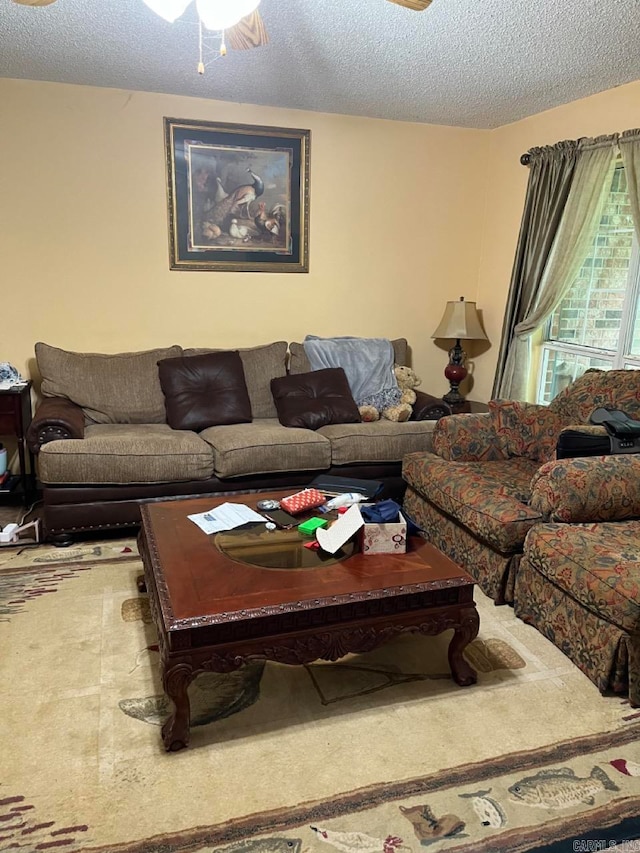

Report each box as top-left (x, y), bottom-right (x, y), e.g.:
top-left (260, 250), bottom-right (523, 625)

top-left (165, 118), bottom-right (310, 272)
top-left (187, 146), bottom-right (288, 251)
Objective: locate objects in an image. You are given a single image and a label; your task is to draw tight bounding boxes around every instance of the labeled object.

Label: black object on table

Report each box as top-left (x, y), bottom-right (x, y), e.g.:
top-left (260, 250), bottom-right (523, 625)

top-left (309, 474), bottom-right (383, 498)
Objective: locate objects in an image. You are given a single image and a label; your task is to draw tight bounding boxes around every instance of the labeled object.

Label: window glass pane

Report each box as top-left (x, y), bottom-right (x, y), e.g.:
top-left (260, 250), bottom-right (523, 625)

top-left (548, 165), bottom-right (635, 351)
top-left (539, 348), bottom-right (612, 403)
top-left (630, 291), bottom-right (640, 357)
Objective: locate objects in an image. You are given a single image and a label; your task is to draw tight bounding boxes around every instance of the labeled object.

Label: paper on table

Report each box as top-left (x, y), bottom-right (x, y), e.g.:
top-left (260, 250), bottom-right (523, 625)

top-left (315, 504), bottom-right (364, 554)
top-left (188, 502), bottom-right (266, 535)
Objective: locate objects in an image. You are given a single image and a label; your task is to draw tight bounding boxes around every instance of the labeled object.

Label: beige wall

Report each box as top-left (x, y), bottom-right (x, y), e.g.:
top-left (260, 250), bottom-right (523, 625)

top-left (475, 80), bottom-right (640, 402)
top-left (4, 76), bottom-right (639, 414)
top-left (1, 78), bottom-right (487, 401)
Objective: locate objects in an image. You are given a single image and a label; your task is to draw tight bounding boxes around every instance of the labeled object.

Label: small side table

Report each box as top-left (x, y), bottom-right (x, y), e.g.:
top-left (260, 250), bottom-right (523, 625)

top-left (448, 400), bottom-right (490, 415)
top-left (0, 382), bottom-right (36, 506)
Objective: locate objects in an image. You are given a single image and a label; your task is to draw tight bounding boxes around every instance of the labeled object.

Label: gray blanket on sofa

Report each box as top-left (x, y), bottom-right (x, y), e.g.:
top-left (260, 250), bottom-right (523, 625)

top-left (303, 335), bottom-right (401, 410)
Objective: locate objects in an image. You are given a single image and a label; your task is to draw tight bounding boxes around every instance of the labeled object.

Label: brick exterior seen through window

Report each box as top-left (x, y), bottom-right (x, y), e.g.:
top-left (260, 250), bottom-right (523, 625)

top-left (539, 163), bottom-right (639, 403)
top-left (548, 165), bottom-right (635, 351)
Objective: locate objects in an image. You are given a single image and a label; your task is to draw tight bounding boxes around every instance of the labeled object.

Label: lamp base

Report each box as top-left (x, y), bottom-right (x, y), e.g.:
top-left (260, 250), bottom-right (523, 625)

top-left (443, 340), bottom-right (468, 405)
top-left (443, 387), bottom-right (466, 406)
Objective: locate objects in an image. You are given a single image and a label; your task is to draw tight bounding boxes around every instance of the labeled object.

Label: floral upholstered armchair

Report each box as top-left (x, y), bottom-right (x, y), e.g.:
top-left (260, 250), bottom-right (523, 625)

top-left (402, 368), bottom-right (640, 604)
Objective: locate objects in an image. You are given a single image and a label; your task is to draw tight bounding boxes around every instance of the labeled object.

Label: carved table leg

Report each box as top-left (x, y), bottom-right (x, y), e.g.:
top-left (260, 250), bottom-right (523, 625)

top-left (161, 663), bottom-right (194, 751)
top-left (448, 605), bottom-right (480, 687)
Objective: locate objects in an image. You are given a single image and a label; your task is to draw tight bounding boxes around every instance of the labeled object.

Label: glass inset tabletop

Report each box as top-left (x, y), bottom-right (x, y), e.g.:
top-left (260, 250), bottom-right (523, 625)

top-left (215, 522), bottom-right (357, 570)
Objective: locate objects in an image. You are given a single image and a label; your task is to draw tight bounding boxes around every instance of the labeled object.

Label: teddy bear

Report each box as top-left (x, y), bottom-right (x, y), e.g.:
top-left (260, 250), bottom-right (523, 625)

top-left (359, 365), bottom-right (422, 423)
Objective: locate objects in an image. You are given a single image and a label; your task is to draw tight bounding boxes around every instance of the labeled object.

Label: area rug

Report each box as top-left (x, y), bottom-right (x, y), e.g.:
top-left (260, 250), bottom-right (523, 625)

top-left (2, 540), bottom-right (640, 853)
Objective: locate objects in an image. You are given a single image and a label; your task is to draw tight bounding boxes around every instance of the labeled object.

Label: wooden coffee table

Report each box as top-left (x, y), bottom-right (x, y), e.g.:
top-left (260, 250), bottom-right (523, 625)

top-left (137, 492), bottom-right (480, 751)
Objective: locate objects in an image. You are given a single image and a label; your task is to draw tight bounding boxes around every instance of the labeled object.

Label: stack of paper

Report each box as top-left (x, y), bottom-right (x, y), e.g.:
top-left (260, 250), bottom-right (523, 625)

top-left (188, 503), bottom-right (266, 535)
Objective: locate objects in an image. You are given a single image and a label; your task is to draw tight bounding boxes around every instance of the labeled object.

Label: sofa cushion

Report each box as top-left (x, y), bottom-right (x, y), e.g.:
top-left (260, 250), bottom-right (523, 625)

top-left (402, 451), bottom-right (542, 552)
top-left (489, 400), bottom-right (567, 463)
top-left (289, 338), bottom-right (408, 374)
top-left (271, 368), bottom-right (361, 429)
top-left (319, 420), bottom-right (435, 466)
top-left (158, 351), bottom-right (252, 431)
top-left (523, 521), bottom-right (640, 633)
top-left (38, 424), bottom-right (213, 484)
top-left (200, 419), bottom-right (331, 478)
top-left (530, 454), bottom-right (640, 523)
top-left (36, 342), bottom-right (182, 425)
top-left (183, 342), bottom-right (287, 419)
top-left (548, 368), bottom-right (640, 423)
top-left (432, 411), bottom-right (506, 462)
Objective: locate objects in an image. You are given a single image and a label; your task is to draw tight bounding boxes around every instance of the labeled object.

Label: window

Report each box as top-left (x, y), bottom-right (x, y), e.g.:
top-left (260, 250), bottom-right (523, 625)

top-left (537, 163), bottom-right (640, 403)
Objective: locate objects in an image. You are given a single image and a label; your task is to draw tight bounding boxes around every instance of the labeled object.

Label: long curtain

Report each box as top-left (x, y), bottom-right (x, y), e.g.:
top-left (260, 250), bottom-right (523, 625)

top-left (495, 135), bottom-right (618, 400)
top-left (620, 129), bottom-right (640, 239)
top-left (491, 141), bottom-right (579, 398)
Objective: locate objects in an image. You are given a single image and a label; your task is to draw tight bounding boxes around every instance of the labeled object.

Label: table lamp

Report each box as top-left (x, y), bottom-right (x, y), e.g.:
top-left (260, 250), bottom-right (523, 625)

top-left (431, 296), bottom-right (488, 405)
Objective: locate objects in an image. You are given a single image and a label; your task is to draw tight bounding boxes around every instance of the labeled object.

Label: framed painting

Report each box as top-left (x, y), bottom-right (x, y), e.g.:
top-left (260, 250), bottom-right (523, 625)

top-left (164, 117), bottom-right (310, 272)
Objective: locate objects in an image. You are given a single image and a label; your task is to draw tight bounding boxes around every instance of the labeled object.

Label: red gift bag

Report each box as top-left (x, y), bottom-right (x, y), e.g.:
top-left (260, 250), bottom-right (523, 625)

top-left (280, 488), bottom-right (326, 515)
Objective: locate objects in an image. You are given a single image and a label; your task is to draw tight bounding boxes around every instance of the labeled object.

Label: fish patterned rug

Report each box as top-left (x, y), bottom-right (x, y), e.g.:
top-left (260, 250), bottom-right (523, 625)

top-left (1, 540), bottom-right (639, 852)
top-left (0, 536), bottom-right (138, 570)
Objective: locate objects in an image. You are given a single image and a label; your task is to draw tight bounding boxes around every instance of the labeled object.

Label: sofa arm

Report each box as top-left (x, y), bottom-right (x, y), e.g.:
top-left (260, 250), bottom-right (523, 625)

top-left (530, 454), bottom-right (640, 522)
top-left (411, 390), bottom-right (452, 421)
top-left (432, 412), bottom-right (507, 462)
top-left (27, 397), bottom-right (85, 453)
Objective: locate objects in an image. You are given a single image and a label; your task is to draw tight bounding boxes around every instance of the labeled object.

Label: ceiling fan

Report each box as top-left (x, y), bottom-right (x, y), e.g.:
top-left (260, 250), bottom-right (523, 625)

top-left (11, 0), bottom-right (432, 69)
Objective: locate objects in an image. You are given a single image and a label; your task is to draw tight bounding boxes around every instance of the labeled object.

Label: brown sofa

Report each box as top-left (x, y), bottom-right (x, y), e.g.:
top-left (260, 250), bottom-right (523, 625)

top-left (27, 338), bottom-right (447, 543)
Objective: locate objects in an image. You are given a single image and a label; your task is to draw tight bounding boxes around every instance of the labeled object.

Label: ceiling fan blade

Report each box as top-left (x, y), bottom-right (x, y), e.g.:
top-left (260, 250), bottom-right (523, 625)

top-left (386, 0), bottom-right (432, 9)
top-left (11, 0), bottom-right (58, 5)
top-left (226, 10), bottom-right (269, 50)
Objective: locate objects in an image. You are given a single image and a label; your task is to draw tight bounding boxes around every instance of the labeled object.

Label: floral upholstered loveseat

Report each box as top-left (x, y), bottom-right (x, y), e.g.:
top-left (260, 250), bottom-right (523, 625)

top-left (514, 504), bottom-right (640, 706)
top-left (402, 369), bottom-right (640, 704)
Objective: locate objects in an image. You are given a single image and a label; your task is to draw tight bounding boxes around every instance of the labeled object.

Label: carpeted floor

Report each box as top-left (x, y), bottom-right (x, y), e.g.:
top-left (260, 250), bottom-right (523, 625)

top-left (1, 539), bottom-right (640, 852)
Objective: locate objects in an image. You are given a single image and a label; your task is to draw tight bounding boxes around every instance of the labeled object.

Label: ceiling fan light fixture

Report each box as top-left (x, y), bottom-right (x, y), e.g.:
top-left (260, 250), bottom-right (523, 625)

top-left (141, 0), bottom-right (191, 23)
top-left (195, 0), bottom-right (261, 31)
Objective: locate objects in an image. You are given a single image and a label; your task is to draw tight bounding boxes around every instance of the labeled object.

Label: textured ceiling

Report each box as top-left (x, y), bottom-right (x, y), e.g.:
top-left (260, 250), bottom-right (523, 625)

top-left (2, 0), bottom-right (640, 129)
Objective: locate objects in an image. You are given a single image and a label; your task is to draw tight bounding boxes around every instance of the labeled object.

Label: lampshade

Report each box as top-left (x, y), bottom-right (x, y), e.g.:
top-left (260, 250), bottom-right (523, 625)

top-left (195, 0), bottom-right (260, 30)
top-left (431, 297), bottom-right (488, 341)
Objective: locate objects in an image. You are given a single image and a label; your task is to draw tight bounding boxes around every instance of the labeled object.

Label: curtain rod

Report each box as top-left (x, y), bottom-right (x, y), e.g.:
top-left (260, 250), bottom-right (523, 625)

top-left (520, 133), bottom-right (624, 166)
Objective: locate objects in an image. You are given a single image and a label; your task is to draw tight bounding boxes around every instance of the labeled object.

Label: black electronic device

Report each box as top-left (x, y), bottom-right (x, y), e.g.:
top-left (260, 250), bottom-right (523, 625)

top-left (557, 408), bottom-right (640, 459)
top-left (262, 509), bottom-right (299, 529)
top-left (556, 430), bottom-right (611, 459)
top-left (308, 474), bottom-right (382, 498)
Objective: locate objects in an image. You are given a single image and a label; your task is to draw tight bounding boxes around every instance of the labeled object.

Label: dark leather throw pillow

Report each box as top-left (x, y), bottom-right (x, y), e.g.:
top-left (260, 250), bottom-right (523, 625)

top-left (158, 351), bottom-right (252, 431)
top-left (271, 368), bottom-right (361, 429)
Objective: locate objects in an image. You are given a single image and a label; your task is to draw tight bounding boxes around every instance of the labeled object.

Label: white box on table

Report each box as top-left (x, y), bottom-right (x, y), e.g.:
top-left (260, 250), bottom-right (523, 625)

top-left (360, 508), bottom-right (407, 555)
